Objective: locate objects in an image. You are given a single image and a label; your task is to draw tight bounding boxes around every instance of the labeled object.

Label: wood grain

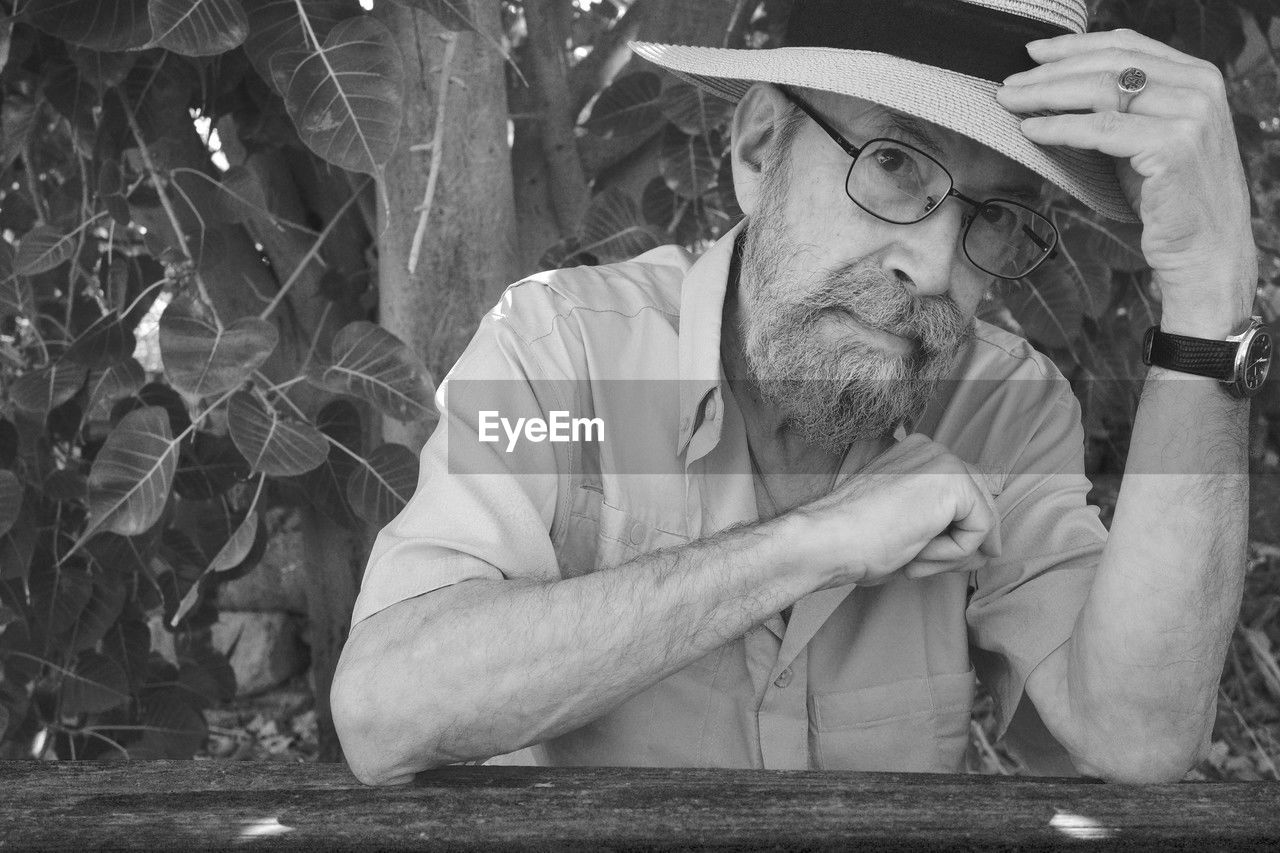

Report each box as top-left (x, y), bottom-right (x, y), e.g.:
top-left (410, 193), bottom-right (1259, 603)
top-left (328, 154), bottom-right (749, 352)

top-left (1, 762), bottom-right (1277, 850)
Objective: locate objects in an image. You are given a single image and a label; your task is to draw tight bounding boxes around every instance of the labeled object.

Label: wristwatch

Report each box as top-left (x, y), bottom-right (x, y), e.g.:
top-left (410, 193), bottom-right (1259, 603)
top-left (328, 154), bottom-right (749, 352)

top-left (1142, 316), bottom-right (1274, 399)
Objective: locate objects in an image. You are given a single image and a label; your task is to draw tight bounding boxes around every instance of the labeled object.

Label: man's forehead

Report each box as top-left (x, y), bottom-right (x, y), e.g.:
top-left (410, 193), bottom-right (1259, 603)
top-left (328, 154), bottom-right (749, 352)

top-left (804, 89), bottom-right (1046, 199)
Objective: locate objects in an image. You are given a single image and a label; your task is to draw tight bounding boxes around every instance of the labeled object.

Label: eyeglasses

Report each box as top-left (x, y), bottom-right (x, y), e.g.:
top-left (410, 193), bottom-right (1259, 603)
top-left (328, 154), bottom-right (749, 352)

top-left (779, 89), bottom-right (1059, 280)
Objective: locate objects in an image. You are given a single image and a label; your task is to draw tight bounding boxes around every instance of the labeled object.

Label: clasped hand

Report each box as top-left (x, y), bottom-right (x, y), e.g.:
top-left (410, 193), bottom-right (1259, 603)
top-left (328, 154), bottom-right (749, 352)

top-left (782, 434), bottom-right (1002, 588)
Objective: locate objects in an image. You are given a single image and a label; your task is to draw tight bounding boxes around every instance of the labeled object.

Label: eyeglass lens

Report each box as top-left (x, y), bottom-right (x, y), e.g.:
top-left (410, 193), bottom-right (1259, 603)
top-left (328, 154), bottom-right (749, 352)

top-left (848, 139), bottom-right (1056, 278)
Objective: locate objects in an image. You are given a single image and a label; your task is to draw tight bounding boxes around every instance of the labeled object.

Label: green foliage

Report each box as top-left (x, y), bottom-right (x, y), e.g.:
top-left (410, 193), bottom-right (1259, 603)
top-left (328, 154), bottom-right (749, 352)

top-left (0, 0), bottom-right (450, 758)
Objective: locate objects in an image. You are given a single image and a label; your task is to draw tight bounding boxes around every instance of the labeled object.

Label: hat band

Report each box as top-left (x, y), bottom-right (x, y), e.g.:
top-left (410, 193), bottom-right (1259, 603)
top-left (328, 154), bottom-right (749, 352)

top-left (784, 0), bottom-right (1074, 82)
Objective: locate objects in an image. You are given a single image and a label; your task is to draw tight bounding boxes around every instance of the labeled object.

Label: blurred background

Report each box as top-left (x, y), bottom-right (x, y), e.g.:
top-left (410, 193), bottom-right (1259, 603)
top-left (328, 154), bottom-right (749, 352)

top-left (0, 0), bottom-right (1276, 779)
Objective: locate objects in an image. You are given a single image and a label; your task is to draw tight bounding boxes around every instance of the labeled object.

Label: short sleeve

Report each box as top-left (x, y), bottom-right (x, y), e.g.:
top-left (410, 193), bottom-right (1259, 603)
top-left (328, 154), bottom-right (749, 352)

top-left (350, 306), bottom-right (573, 626)
top-left (966, 388), bottom-right (1106, 739)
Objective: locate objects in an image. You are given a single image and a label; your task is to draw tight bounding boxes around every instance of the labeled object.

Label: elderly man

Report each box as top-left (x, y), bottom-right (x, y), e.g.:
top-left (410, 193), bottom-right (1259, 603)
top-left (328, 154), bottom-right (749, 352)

top-left (332, 0), bottom-right (1270, 785)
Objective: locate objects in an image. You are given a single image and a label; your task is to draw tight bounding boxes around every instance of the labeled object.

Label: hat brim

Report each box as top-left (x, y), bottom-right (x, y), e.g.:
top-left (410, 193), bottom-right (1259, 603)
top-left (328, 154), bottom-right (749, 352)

top-left (630, 42), bottom-right (1139, 223)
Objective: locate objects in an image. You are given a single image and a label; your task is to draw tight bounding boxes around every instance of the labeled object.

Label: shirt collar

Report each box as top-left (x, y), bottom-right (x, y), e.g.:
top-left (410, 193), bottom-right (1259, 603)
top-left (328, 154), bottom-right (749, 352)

top-left (676, 220), bottom-right (747, 456)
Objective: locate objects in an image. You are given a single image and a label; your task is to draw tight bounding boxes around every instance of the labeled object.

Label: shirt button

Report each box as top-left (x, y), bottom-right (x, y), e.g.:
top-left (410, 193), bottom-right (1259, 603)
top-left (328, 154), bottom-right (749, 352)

top-left (773, 667), bottom-right (793, 689)
top-left (629, 521), bottom-right (646, 547)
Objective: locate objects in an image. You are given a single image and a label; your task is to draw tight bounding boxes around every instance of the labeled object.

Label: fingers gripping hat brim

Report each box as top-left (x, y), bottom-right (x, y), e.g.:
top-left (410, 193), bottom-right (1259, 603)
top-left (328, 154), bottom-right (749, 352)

top-left (630, 42), bottom-right (1139, 223)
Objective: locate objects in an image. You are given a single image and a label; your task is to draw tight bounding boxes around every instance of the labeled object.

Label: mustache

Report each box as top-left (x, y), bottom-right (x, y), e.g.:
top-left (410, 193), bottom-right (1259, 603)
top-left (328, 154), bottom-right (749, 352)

top-left (795, 262), bottom-right (969, 352)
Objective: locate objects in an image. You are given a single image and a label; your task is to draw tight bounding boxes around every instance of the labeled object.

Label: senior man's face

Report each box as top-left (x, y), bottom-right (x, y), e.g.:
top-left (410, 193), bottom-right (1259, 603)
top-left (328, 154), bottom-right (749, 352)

top-left (735, 89), bottom-right (1045, 451)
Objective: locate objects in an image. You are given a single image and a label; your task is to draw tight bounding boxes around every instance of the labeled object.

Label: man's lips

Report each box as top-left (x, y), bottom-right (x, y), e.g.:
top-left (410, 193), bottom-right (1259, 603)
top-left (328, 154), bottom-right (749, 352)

top-left (822, 308), bottom-right (918, 355)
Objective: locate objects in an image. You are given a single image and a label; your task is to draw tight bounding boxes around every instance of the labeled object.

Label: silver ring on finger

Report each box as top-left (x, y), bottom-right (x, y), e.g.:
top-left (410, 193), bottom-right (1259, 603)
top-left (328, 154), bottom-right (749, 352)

top-left (1116, 66), bottom-right (1147, 113)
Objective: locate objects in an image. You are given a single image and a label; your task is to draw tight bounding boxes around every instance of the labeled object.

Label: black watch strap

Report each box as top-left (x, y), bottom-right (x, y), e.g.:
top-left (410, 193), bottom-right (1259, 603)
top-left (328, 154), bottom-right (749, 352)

top-left (1143, 326), bottom-right (1236, 381)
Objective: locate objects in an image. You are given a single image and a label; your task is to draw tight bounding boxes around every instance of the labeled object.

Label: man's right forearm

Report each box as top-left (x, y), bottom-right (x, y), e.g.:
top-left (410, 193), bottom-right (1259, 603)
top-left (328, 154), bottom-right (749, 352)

top-left (331, 518), bottom-right (810, 784)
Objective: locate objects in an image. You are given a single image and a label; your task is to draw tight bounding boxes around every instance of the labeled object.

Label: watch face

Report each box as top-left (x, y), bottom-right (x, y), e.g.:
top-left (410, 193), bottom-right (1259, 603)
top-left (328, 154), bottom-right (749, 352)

top-left (1242, 329), bottom-right (1273, 393)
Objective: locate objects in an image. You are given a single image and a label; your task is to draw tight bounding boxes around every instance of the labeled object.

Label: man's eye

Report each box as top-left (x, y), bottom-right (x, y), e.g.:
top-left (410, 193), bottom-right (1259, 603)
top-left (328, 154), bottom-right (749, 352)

top-left (874, 148), bottom-right (915, 175)
top-left (980, 205), bottom-right (1011, 226)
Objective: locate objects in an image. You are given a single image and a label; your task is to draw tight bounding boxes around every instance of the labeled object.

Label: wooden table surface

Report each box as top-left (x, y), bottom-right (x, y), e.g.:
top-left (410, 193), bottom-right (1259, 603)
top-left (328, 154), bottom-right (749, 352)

top-left (1, 761), bottom-right (1278, 850)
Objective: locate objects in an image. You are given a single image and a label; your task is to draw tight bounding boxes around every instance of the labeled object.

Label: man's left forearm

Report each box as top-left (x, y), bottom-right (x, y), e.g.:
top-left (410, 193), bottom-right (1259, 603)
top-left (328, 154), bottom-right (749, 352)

top-left (1030, 308), bottom-right (1250, 782)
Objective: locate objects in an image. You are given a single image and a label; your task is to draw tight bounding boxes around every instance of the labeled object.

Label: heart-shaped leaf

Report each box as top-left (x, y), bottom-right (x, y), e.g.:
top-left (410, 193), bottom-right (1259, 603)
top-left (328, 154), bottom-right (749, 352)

top-left (14, 223), bottom-right (77, 275)
top-left (28, 565), bottom-right (93, 637)
top-left (61, 650), bottom-right (130, 715)
top-left (24, 0), bottom-right (154, 52)
top-left (112, 382), bottom-right (192, 436)
top-left (128, 688), bottom-right (207, 759)
top-left (102, 618), bottom-right (150, 694)
top-left (1073, 216), bottom-right (1147, 273)
top-left (208, 510), bottom-right (259, 575)
top-left (271, 15), bottom-right (404, 176)
top-left (579, 188), bottom-right (661, 264)
top-left (159, 303), bottom-right (279, 398)
top-left (0, 470), bottom-right (22, 539)
top-left (584, 71), bottom-right (663, 137)
top-left (0, 502), bottom-right (35, 582)
top-left (171, 509), bottom-right (258, 628)
top-left (642, 176), bottom-right (701, 245)
top-left (80, 406), bottom-right (180, 546)
top-left (174, 431), bottom-right (249, 499)
top-left (1056, 241), bottom-right (1114, 321)
top-left (86, 359), bottom-right (146, 421)
top-left (0, 240), bottom-right (31, 318)
top-left (11, 361), bottom-right (87, 414)
top-left (294, 399), bottom-right (361, 527)
top-left (346, 443), bottom-right (418, 528)
top-left (315, 321), bottom-right (435, 421)
top-left (227, 391), bottom-right (327, 476)
top-left (660, 126), bottom-right (720, 200)
top-left (65, 312), bottom-right (135, 366)
top-left (71, 569), bottom-right (126, 653)
top-left (244, 0), bottom-right (353, 89)
top-left (999, 265), bottom-right (1084, 349)
top-left (659, 82), bottom-right (734, 136)
top-left (1, 96), bottom-right (37, 174)
top-left (149, 0), bottom-right (249, 56)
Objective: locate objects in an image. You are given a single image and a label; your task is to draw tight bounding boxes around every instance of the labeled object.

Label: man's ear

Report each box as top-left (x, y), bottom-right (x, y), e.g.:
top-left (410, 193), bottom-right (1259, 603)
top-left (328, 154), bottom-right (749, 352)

top-left (731, 83), bottom-right (792, 218)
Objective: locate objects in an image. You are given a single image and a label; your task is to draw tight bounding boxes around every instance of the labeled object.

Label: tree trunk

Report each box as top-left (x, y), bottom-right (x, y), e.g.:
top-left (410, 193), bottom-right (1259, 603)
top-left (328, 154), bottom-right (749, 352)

top-left (300, 509), bottom-right (367, 763)
top-left (373, 2), bottom-right (520, 451)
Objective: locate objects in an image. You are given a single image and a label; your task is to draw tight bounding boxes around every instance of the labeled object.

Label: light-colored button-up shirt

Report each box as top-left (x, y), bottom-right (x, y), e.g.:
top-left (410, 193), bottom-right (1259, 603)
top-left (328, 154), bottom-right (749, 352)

top-left (353, 222), bottom-right (1106, 771)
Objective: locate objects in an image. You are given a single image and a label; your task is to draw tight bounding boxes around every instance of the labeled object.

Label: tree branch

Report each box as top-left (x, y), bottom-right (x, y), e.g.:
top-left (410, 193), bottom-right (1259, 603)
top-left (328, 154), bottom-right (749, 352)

top-left (523, 0), bottom-right (590, 237)
top-left (407, 32), bottom-right (458, 275)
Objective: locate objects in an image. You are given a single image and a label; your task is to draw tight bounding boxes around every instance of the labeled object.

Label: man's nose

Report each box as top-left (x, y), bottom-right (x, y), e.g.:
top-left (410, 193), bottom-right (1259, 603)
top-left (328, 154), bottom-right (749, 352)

top-left (882, 200), bottom-right (968, 298)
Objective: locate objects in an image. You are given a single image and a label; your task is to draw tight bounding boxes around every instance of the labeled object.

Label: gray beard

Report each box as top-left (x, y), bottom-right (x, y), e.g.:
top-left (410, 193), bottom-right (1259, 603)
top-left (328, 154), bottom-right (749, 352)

top-left (734, 206), bottom-right (974, 452)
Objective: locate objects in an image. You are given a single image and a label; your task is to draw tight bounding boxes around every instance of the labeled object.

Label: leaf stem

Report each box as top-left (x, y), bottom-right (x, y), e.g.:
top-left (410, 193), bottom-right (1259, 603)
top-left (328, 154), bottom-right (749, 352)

top-left (121, 278), bottom-right (168, 320)
top-left (115, 87), bottom-right (220, 329)
top-left (408, 32), bottom-right (458, 275)
top-left (258, 176), bottom-right (371, 321)
top-left (53, 725), bottom-right (130, 758)
top-left (257, 371), bottom-right (307, 420)
top-left (169, 167), bottom-right (321, 236)
top-left (292, 0), bottom-right (322, 51)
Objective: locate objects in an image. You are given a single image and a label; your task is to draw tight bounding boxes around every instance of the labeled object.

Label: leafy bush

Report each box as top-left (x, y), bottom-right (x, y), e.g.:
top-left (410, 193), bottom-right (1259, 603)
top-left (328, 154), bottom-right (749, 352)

top-left (0, 0), bottom-right (442, 759)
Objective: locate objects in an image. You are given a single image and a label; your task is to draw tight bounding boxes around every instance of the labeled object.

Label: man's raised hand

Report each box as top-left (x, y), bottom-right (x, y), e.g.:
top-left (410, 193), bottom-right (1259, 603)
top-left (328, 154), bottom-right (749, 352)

top-left (996, 29), bottom-right (1256, 340)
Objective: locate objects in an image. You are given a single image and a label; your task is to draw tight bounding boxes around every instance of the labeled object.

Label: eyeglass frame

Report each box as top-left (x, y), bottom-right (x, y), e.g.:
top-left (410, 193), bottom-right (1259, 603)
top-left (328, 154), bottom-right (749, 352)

top-left (777, 87), bottom-right (1060, 280)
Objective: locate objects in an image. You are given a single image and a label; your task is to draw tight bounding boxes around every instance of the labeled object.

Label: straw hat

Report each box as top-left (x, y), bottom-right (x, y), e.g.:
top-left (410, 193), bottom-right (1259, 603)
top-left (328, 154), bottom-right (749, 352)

top-left (630, 0), bottom-right (1139, 222)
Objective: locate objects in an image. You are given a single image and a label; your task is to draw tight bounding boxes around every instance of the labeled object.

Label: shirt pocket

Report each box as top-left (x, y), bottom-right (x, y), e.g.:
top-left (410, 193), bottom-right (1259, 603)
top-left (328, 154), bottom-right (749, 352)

top-left (596, 499), bottom-right (686, 568)
top-left (808, 668), bottom-right (975, 772)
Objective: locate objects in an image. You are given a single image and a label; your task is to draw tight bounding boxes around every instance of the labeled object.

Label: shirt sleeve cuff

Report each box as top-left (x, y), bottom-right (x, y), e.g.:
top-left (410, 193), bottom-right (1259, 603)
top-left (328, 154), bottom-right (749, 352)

top-left (350, 551), bottom-right (504, 626)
